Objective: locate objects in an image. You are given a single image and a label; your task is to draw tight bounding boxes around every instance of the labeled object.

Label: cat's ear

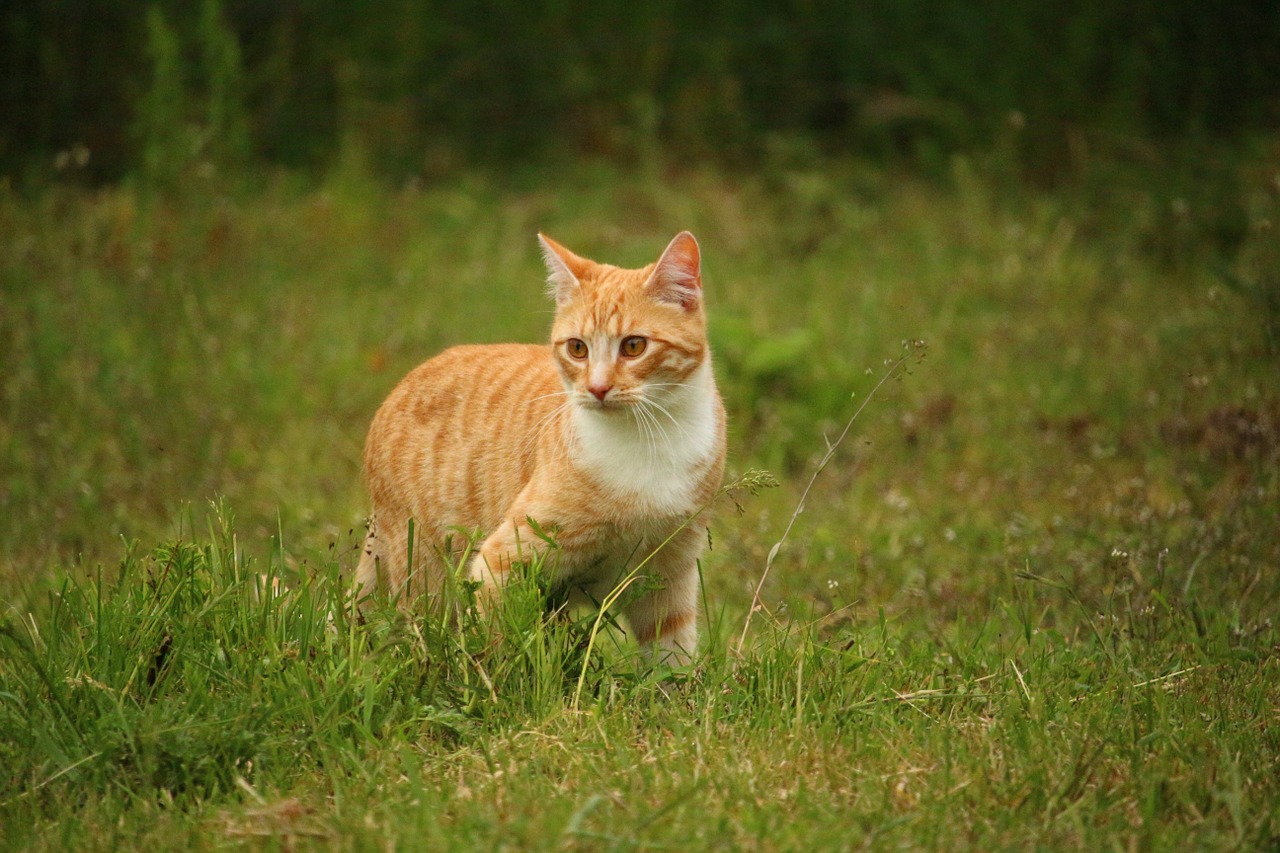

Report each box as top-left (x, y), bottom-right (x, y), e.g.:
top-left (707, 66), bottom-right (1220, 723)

top-left (646, 231), bottom-right (702, 310)
top-left (538, 233), bottom-right (589, 304)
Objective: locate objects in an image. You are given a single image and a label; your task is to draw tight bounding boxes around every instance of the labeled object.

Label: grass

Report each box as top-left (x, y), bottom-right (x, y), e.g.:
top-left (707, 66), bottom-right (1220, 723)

top-left (1, 149), bottom-right (1278, 849)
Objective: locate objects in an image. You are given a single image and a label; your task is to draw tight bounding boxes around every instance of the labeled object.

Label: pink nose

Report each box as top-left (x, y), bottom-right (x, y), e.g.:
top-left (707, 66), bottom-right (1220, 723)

top-left (589, 383), bottom-right (612, 401)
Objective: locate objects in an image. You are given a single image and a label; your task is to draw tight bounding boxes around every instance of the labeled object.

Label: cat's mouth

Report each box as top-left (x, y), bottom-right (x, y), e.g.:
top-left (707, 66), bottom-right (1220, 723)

top-left (582, 397), bottom-right (624, 411)
top-left (578, 392), bottom-right (634, 412)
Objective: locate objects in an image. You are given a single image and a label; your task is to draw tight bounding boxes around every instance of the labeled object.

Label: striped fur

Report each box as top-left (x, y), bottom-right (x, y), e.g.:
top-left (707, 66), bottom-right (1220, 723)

top-left (356, 232), bottom-right (726, 662)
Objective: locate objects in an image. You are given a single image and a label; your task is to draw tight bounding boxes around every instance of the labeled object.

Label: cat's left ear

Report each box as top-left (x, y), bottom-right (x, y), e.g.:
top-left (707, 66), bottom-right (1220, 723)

top-left (646, 231), bottom-right (702, 310)
top-left (538, 233), bottom-right (589, 305)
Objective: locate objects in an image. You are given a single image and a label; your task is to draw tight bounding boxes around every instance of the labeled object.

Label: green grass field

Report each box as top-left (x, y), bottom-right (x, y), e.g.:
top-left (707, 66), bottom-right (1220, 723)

top-left (2, 153), bottom-right (1278, 850)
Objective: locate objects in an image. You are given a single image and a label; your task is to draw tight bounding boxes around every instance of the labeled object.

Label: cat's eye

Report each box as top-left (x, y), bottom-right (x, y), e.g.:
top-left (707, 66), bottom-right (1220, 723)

top-left (566, 338), bottom-right (588, 360)
top-left (620, 336), bottom-right (647, 358)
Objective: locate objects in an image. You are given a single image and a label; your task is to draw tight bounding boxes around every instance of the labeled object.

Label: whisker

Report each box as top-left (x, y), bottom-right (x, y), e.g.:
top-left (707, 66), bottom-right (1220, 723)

top-left (520, 398), bottom-right (574, 457)
top-left (636, 399), bottom-right (677, 460)
top-left (640, 382), bottom-right (690, 398)
top-left (636, 405), bottom-right (667, 463)
top-left (641, 397), bottom-right (692, 442)
top-left (633, 404), bottom-right (660, 462)
top-left (526, 389), bottom-right (571, 404)
top-left (654, 406), bottom-right (680, 460)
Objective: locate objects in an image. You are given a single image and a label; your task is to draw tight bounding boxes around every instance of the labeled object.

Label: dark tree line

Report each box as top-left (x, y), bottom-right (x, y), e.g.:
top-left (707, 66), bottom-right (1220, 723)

top-left (3, 0), bottom-right (1278, 183)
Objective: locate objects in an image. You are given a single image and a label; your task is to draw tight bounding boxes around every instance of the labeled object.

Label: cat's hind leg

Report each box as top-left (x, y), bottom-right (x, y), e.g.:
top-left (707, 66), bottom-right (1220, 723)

top-left (355, 513), bottom-right (424, 605)
top-left (354, 519), bottom-right (386, 608)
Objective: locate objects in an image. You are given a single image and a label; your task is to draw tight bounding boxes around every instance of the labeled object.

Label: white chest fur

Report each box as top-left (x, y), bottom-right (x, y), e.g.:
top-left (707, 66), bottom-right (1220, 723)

top-left (570, 363), bottom-right (719, 518)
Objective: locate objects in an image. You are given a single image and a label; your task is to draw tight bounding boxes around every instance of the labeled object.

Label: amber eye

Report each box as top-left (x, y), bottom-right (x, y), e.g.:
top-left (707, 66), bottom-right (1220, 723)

top-left (620, 336), bottom-right (647, 358)
top-left (566, 338), bottom-right (588, 360)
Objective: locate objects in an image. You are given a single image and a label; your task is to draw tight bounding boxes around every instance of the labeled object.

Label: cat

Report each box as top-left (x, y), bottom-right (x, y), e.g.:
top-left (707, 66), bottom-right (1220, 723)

top-left (355, 231), bottom-right (726, 663)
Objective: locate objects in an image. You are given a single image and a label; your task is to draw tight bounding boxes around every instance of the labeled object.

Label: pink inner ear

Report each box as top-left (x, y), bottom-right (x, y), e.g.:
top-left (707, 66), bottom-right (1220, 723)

top-left (652, 232), bottom-right (702, 309)
top-left (539, 233), bottom-right (592, 280)
top-left (539, 233), bottom-right (592, 304)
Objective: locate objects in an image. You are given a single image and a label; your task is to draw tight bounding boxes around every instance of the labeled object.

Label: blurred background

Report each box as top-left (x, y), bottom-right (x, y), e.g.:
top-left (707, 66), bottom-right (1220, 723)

top-left (4, 0), bottom-right (1278, 185)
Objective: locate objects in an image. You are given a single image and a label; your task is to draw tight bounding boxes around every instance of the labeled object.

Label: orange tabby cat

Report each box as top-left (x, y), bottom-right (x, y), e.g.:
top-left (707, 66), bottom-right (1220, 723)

top-left (356, 231), bottom-right (726, 662)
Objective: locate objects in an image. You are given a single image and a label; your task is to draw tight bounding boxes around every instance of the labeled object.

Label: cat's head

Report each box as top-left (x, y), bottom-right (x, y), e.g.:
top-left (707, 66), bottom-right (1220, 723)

top-left (541, 232), bottom-right (709, 413)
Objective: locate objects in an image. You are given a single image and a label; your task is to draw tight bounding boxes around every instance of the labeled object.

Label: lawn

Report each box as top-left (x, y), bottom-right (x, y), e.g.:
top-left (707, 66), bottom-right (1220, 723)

top-left (1, 152), bottom-right (1277, 850)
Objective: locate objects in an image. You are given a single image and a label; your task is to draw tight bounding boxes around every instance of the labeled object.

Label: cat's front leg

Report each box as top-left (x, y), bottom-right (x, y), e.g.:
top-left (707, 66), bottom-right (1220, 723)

top-left (624, 527), bottom-right (704, 666)
top-left (466, 515), bottom-right (554, 611)
top-left (467, 519), bottom-right (517, 608)
top-left (626, 563), bottom-right (699, 666)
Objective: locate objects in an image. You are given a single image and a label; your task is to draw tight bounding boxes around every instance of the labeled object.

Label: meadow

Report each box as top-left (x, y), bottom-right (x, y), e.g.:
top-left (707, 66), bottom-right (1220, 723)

top-left (1, 149), bottom-right (1278, 849)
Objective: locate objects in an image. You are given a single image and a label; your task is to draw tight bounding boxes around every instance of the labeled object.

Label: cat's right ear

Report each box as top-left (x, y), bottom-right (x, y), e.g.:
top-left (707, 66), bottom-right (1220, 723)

top-left (538, 233), bottom-right (586, 305)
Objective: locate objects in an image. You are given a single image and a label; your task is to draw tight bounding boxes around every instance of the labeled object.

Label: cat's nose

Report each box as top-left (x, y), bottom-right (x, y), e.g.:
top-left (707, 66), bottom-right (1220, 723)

top-left (589, 383), bottom-right (613, 401)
